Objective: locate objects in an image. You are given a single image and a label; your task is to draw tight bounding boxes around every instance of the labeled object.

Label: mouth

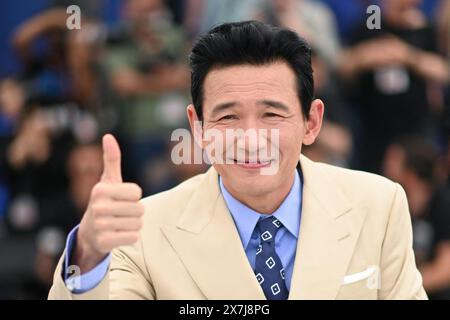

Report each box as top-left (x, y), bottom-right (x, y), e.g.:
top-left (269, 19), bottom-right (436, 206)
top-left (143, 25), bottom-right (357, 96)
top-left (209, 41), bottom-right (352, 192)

top-left (230, 158), bottom-right (272, 169)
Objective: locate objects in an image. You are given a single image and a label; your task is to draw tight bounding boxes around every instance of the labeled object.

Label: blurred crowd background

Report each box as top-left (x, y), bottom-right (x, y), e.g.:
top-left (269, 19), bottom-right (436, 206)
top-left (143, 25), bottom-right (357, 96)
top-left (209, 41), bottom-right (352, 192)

top-left (0, 0), bottom-right (449, 300)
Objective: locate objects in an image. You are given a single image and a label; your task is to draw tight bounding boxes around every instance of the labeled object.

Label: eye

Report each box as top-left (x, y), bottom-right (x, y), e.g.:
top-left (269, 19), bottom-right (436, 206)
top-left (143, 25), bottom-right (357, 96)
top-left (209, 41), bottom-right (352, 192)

top-left (219, 115), bottom-right (237, 121)
top-left (263, 112), bottom-right (281, 118)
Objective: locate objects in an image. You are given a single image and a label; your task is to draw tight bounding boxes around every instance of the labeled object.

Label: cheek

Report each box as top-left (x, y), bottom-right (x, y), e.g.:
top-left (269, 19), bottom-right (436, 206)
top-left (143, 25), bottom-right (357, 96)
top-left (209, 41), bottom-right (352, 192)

top-left (276, 126), bottom-right (304, 157)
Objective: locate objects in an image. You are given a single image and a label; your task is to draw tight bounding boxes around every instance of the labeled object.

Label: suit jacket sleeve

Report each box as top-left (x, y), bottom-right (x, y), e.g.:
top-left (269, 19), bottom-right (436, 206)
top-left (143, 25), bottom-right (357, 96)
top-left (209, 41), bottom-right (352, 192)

top-left (48, 232), bottom-right (155, 300)
top-left (378, 183), bottom-right (428, 299)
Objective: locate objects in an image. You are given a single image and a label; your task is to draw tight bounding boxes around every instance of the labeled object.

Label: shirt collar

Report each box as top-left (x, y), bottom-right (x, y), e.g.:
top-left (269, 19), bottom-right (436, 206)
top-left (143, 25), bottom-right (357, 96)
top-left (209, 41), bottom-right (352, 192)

top-left (219, 171), bottom-right (302, 249)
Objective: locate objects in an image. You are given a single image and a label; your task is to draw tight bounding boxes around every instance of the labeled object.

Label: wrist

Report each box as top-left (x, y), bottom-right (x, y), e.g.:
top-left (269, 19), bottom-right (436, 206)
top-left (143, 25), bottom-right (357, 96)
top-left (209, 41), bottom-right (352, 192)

top-left (72, 227), bottom-right (107, 274)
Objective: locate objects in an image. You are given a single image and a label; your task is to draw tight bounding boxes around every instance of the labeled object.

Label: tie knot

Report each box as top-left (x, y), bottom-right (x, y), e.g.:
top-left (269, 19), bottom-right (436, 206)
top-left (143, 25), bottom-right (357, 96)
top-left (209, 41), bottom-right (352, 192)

top-left (256, 216), bottom-right (283, 243)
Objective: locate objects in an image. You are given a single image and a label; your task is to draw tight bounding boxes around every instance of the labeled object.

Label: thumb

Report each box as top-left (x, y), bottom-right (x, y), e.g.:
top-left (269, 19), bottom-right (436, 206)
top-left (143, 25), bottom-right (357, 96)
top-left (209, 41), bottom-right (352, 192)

top-left (101, 134), bottom-right (122, 183)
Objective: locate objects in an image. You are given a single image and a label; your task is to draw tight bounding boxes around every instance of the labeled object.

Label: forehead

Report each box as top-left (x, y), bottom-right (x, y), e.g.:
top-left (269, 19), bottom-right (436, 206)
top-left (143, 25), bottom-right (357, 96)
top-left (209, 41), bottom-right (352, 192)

top-left (203, 61), bottom-right (299, 107)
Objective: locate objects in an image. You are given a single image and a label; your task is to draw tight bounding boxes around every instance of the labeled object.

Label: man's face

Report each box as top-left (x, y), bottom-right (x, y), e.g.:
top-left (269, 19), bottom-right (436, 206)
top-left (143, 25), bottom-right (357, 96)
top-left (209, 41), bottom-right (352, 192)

top-left (188, 61), bottom-right (322, 199)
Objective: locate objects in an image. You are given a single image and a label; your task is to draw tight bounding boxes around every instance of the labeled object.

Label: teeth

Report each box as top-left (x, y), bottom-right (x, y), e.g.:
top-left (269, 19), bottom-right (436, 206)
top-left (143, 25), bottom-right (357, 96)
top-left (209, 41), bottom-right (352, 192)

top-left (231, 159), bottom-right (271, 164)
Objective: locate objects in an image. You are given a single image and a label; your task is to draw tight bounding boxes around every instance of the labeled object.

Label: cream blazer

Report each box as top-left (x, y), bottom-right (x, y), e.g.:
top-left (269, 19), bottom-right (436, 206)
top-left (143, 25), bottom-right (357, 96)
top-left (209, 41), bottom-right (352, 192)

top-left (48, 155), bottom-right (427, 300)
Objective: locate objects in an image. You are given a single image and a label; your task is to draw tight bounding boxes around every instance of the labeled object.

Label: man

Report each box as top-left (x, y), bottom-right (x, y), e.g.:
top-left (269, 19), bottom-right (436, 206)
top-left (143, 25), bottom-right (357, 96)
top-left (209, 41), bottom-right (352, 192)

top-left (338, 0), bottom-right (449, 173)
top-left (383, 136), bottom-right (450, 299)
top-left (48, 21), bottom-right (427, 300)
top-left (100, 0), bottom-right (190, 194)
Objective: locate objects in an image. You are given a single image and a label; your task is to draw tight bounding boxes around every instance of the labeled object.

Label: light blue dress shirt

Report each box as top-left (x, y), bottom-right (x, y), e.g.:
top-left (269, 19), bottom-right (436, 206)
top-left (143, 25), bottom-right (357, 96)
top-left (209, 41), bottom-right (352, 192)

top-left (64, 225), bottom-right (111, 293)
top-left (63, 171), bottom-right (302, 293)
top-left (219, 171), bottom-right (302, 290)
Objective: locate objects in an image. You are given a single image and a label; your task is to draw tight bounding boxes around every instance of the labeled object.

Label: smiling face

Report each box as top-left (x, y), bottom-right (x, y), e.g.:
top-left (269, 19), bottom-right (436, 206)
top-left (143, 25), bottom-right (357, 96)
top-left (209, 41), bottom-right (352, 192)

top-left (187, 61), bottom-right (324, 207)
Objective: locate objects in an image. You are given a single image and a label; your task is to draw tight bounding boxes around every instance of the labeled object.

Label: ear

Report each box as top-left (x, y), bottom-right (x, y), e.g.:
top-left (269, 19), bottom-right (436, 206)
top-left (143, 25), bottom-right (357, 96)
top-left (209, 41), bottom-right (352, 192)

top-left (186, 104), bottom-right (203, 148)
top-left (303, 99), bottom-right (324, 146)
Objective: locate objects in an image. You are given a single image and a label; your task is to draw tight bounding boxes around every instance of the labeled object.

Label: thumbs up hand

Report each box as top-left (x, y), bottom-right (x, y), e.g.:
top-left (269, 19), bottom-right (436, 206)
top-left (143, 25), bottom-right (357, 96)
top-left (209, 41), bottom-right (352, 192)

top-left (73, 134), bottom-right (144, 273)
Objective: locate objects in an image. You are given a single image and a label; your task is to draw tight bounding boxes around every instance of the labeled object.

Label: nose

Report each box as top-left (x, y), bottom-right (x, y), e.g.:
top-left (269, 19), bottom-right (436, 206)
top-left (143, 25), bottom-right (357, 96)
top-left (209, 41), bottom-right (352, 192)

top-left (234, 128), bottom-right (270, 162)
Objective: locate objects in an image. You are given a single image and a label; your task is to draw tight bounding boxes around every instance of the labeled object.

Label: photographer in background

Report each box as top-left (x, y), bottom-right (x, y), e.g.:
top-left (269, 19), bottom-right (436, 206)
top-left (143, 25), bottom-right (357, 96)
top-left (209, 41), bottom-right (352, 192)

top-left (383, 135), bottom-right (450, 299)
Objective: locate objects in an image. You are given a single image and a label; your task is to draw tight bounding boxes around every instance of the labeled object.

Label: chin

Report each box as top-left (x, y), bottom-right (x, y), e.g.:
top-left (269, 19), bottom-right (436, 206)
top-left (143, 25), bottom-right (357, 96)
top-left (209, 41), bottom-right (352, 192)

top-left (232, 171), bottom-right (281, 195)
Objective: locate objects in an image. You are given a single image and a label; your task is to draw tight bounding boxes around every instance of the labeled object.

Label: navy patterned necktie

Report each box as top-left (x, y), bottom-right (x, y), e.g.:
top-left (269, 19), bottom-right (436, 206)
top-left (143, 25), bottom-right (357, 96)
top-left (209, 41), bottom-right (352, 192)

top-left (254, 216), bottom-right (289, 300)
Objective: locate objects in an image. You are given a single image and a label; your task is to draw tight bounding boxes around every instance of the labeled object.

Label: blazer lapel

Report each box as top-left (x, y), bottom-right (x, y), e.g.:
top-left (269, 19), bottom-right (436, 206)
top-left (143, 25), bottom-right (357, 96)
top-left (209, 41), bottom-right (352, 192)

top-left (288, 155), bottom-right (368, 299)
top-left (161, 167), bottom-right (266, 299)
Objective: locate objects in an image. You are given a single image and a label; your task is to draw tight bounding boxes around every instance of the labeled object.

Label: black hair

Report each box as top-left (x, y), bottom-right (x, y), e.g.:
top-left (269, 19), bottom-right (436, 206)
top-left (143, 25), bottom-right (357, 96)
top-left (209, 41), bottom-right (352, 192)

top-left (189, 20), bottom-right (314, 120)
top-left (395, 135), bottom-right (439, 184)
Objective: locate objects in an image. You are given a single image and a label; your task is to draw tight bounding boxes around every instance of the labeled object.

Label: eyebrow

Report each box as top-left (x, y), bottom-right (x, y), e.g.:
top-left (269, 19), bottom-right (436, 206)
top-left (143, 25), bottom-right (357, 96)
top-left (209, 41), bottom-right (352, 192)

top-left (256, 100), bottom-right (290, 112)
top-left (209, 99), bottom-right (290, 118)
top-left (210, 101), bottom-right (237, 118)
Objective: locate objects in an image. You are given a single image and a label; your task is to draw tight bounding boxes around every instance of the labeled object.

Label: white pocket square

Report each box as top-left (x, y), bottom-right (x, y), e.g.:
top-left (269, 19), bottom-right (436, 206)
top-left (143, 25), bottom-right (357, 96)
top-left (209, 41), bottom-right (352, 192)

top-left (342, 266), bottom-right (378, 285)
